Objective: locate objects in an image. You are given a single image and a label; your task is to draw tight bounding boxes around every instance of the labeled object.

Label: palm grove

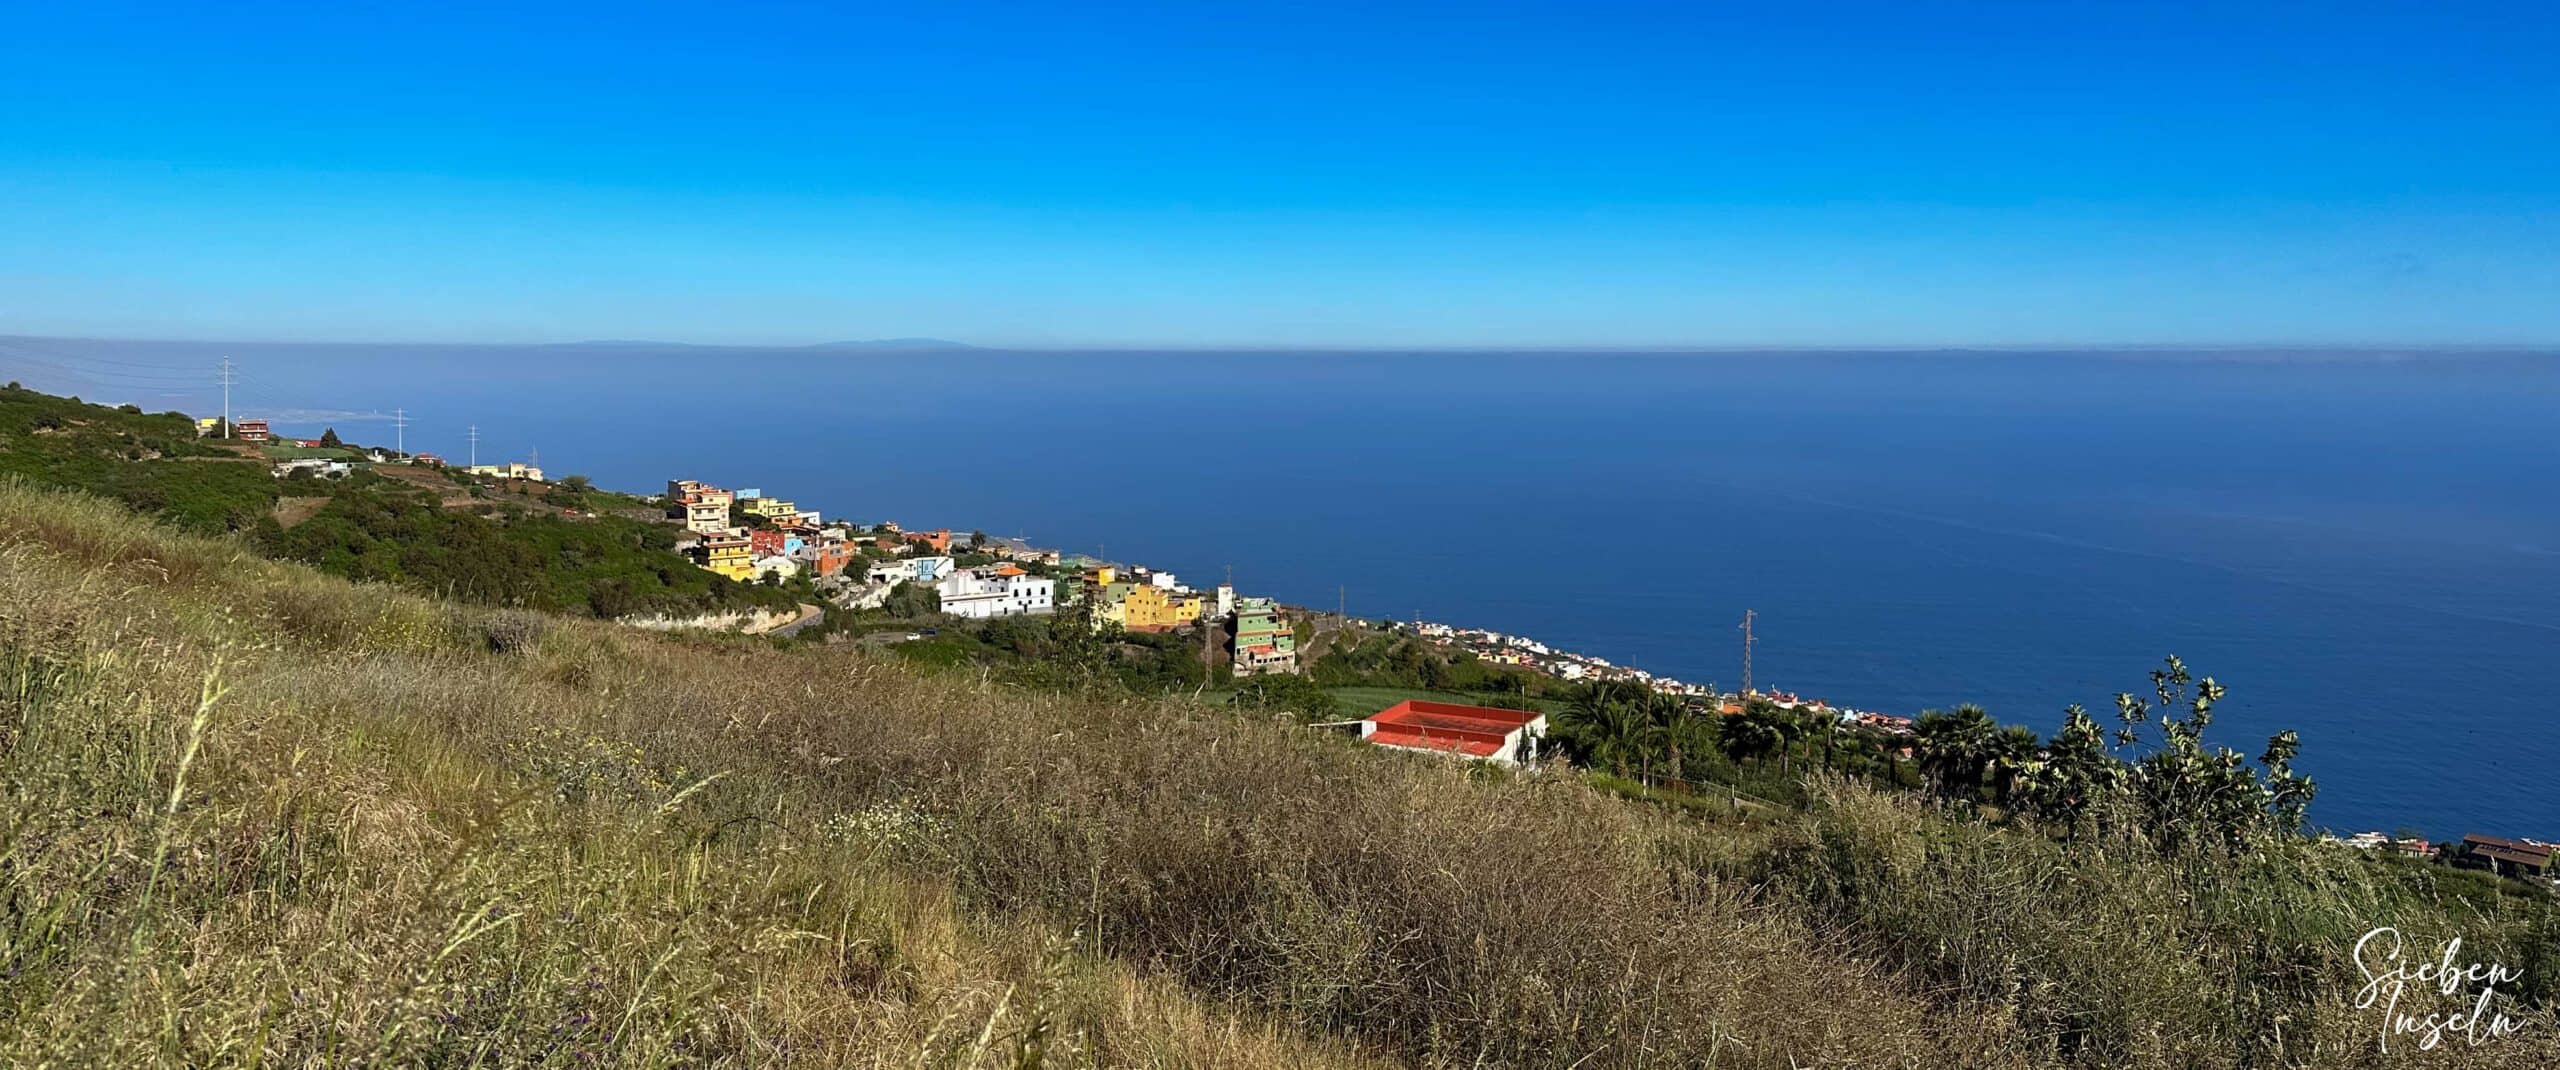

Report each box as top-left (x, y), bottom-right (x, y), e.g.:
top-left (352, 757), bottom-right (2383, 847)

top-left (1549, 655), bottom-right (2317, 853)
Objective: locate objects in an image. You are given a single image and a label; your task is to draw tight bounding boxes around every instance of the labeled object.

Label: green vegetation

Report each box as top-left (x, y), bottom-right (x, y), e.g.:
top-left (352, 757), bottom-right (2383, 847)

top-left (1308, 626), bottom-right (1575, 700)
top-left (260, 441), bottom-right (365, 461)
top-left (0, 386), bottom-right (784, 621)
top-left (1323, 685), bottom-right (1563, 717)
top-left (0, 382), bottom-right (278, 534)
top-left (261, 479), bottom-right (794, 619)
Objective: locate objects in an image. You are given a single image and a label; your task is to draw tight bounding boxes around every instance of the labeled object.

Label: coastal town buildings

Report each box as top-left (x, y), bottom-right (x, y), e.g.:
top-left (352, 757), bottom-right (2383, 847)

top-left (866, 555), bottom-right (955, 585)
top-left (933, 569), bottom-right (1056, 619)
top-left (667, 480), bottom-right (735, 534)
top-left (739, 495), bottom-right (800, 526)
top-left (695, 532), bottom-right (753, 581)
top-left (466, 461), bottom-right (545, 481)
top-left (1231, 597), bottom-right (1298, 676)
top-left (1093, 581), bottom-right (1200, 632)
top-left (801, 542), bottom-right (858, 579)
top-left (2457, 834), bottom-right (2554, 881)
top-left (235, 418), bottom-right (271, 443)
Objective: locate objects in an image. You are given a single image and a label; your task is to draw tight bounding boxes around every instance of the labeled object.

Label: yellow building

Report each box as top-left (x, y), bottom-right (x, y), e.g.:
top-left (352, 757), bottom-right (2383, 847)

top-left (1099, 582), bottom-right (1201, 632)
top-left (740, 496), bottom-right (800, 526)
top-left (698, 533), bottom-right (754, 580)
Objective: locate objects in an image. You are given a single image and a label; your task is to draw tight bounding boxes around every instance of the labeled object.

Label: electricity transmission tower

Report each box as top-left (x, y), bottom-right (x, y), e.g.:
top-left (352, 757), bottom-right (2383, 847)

top-left (1739, 609), bottom-right (1758, 696)
top-left (217, 358), bottom-right (235, 437)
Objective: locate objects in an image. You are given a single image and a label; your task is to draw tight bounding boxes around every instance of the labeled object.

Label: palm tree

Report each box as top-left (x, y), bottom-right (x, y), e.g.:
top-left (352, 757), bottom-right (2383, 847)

top-left (1562, 684), bottom-right (1648, 778)
top-left (1914, 704), bottom-right (1998, 799)
top-left (1720, 714), bottom-right (1782, 768)
top-left (1640, 692), bottom-right (1691, 785)
top-left (1985, 724), bottom-right (2044, 805)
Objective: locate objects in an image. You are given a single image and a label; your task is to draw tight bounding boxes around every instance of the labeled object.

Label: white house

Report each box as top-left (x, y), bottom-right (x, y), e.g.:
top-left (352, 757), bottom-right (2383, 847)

top-left (1357, 700), bottom-right (1548, 766)
top-left (932, 570), bottom-right (1055, 619)
top-left (751, 555), bottom-right (803, 582)
top-left (273, 458), bottom-right (352, 479)
top-left (865, 555), bottom-right (954, 585)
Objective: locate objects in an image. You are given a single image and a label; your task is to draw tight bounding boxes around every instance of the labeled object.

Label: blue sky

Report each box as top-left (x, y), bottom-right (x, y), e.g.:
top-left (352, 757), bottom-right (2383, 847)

top-left (3, 2), bottom-right (2555, 347)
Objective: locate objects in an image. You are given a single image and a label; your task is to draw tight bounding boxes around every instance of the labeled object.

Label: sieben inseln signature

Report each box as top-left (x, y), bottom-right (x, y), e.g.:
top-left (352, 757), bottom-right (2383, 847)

top-left (2354, 926), bottom-right (2532, 1052)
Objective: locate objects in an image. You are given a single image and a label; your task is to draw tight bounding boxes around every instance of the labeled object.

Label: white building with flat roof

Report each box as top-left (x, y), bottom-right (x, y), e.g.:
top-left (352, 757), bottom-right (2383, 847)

top-left (933, 570), bottom-right (1055, 619)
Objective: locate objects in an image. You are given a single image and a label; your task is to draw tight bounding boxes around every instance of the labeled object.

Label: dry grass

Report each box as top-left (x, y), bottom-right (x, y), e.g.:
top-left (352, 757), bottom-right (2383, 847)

top-left (3, 480), bottom-right (2553, 1068)
top-left (0, 484), bottom-right (1387, 1068)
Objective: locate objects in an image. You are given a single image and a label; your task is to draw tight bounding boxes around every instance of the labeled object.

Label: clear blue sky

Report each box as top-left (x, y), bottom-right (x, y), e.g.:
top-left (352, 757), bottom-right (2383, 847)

top-left (3, 2), bottom-right (2555, 347)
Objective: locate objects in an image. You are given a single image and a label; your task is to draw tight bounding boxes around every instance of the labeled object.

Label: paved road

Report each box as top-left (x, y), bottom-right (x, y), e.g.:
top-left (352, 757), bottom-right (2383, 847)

top-left (759, 602), bottom-right (825, 638)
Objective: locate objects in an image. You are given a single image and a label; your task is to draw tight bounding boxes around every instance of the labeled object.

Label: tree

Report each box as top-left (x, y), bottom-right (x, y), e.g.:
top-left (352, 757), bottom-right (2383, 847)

top-left (2111, 656), bottom-right (2318, 851)
top-left (319, 427), bottom-right (342, 448)
top-left (1984, 724), bottom-right (2043, 805)
top-left (1233, 673), bottom-right (1340, 721)
top-left (1913, 704), bottom-right (1997, 799)
top-left (2021, 704), bottom-right (2117, 828)
top-left (1555, 681), bottom-right (1651, 777)
top-left (2016, 656), bottom-right (2317, 852)
top-left (969, 529), bottom-right (988, 549)
top-left (1718, 711), bottom-right (1783, 767)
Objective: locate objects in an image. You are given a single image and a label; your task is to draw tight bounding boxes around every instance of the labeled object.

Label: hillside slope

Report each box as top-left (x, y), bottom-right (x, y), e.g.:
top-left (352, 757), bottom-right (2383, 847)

top-left (2, 483), bottom-right (2552, 1067)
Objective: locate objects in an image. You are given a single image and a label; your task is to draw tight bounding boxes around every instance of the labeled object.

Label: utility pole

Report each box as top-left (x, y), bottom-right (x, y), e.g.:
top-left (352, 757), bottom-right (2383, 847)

top-left (392, 407), bottom-right (408, 457)
top-left (217, 358), bottom-right (235, 437)
top-left (467, 425), bottom-right (480, 467)
top-left (1739, 609), bottom-right (1757, 697)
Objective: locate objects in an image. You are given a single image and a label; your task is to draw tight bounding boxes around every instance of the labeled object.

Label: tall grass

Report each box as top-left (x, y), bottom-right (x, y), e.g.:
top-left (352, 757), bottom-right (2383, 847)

top-left (0, 484), bottom-right (1384, 1068)
top-left (3, 479), bottom-right (2553, 1067)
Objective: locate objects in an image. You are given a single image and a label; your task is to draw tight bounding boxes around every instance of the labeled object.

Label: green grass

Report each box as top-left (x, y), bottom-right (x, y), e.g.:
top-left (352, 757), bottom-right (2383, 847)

top-left (1323, 685), bottom-right (1562, 716)
top-left (259, 442), bottom-right (368, 460)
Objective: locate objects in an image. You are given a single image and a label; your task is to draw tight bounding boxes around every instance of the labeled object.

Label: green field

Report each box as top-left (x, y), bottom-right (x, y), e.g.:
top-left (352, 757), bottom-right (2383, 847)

top-left (1324, 685), bottom-right (1562, 716)
top-left (259, 442), bottom-right (367, 460)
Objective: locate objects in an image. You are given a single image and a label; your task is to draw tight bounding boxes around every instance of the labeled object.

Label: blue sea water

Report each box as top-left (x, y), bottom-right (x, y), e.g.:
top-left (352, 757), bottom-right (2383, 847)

top-left (14, 340), bottom-right (2559, 839)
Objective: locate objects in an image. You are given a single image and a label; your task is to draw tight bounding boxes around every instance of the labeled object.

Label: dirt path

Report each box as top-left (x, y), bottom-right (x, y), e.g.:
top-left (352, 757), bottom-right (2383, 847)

top-left (270, 496), bottom-right (331, 529)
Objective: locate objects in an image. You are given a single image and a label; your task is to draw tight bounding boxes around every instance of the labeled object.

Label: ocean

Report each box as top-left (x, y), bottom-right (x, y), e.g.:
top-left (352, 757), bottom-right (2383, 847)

top-left (14, 339), bottom-right (2559, 839)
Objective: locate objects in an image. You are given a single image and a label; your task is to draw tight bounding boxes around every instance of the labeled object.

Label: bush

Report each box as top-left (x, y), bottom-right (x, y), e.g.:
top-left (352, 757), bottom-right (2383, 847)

top-left (481, 610), bottom-right (547, 655)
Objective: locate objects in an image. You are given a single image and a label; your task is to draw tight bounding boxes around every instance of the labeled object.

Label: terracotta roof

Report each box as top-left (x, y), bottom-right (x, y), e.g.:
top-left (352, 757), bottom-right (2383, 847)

top-left (1361, 700), bottom-right (1540, 759)
top-left (1370, 699), bottom-right (1541, 732)
top-left (1368, 726), bottom-right (1504, 758)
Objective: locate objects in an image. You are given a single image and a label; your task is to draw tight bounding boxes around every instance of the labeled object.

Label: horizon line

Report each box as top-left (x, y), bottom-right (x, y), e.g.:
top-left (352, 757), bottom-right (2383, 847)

top-left (8, 332), bottom-right (2560, 355)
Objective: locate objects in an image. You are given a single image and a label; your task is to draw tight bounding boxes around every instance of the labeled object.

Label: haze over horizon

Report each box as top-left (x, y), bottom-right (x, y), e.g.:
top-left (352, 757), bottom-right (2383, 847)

top-left (5, 3), bottom-right (2557, 347)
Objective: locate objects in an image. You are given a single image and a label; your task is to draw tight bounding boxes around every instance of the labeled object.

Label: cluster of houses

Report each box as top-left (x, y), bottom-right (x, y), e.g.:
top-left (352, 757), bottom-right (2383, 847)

top-left (647, 478), bottom-right (2558, 872)
top-left (1399, 620), bottom-right (1714, 695)
top-left (2338, 831), bottom-right (2557, 887)
top-left (1390, 618), bottom-right (1917, 735)
top-left (662, 478), bottom-right (1300, 673)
